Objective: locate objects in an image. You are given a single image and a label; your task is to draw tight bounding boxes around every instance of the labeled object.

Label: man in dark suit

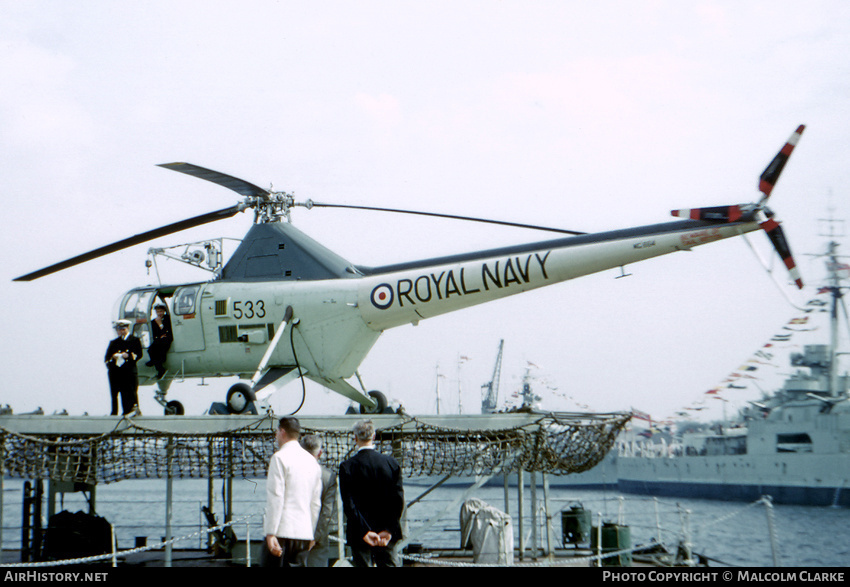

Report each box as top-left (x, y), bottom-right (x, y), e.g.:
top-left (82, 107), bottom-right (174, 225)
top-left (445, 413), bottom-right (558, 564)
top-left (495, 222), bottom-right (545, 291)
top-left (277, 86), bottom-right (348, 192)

top-left (104, 319), bottom-right (144, 416)
top-left (338, 419), bottom-right (404, 567)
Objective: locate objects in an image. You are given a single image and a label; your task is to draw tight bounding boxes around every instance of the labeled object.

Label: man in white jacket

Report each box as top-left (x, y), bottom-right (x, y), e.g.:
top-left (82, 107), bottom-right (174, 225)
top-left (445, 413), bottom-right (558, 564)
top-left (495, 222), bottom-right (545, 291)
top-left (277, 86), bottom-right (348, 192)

top-left (263, 416), bottom-right (322, 567)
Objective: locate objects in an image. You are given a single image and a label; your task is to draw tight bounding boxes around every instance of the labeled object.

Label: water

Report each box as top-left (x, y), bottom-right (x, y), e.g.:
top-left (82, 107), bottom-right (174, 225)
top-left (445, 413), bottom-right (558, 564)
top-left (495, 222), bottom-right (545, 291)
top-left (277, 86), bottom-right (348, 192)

top-left (3, 477), bottom-right (848, 567)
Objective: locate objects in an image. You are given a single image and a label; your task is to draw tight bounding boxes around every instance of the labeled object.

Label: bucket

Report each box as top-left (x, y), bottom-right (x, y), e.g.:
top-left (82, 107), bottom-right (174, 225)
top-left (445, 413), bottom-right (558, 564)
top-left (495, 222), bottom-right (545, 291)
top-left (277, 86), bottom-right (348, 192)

top-left (590, 523), bottom-right (631, 566)
top-left (561, 505), bottom-right (592, 546)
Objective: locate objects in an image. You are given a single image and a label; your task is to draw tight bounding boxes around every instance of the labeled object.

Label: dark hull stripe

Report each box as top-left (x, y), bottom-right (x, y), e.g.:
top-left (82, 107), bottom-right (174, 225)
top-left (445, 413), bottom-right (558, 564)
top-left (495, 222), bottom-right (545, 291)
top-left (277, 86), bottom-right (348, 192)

top-left (355, 218), bottom-right (747, 277)
top-left (617, 479), bottom-right (850, 507)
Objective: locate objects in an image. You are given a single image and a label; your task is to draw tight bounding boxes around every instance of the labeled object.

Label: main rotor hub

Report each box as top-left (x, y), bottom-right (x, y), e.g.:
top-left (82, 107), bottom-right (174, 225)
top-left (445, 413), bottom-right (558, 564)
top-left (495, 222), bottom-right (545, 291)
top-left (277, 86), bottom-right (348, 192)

top-left (248, 191), bottom-right (308, 224)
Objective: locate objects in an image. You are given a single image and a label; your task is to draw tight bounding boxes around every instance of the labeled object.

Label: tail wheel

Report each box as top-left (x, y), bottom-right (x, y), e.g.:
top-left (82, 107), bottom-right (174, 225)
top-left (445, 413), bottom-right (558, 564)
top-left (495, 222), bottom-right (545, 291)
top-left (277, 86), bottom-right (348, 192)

top-left (226, 383), bottom-right (256, 414)
top-left (164, 400), bottom-right (184, 416)
top-left (359, 390), bottom-right (389, 414)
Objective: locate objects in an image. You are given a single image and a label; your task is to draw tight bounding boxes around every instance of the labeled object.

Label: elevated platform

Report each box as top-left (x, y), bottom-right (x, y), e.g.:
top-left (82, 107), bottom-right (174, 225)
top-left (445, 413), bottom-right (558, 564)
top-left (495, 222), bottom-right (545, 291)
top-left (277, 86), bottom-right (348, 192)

top-left (0, 410), bottom-right (632, 568)
top-left (0, 411), bottom-right (629, 483)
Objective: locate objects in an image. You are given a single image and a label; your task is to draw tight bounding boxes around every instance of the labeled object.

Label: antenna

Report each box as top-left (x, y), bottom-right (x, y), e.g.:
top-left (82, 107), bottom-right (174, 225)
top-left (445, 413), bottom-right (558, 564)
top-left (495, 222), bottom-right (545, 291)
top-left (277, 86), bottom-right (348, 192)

top-left (817, 189), bottom-right (845, 240)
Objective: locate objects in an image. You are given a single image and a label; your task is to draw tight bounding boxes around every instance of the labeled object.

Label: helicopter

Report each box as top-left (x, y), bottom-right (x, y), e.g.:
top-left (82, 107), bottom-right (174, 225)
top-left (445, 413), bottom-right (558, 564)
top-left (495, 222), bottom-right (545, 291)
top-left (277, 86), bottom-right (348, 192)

top-left (14, 126), bottom-right (806, 416)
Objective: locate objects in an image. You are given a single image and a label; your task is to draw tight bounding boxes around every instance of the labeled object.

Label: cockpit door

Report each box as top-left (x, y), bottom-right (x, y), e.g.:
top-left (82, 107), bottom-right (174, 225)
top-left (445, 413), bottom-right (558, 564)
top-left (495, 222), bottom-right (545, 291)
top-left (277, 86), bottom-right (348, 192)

top-left (171, 284), bottom-right (206, 352)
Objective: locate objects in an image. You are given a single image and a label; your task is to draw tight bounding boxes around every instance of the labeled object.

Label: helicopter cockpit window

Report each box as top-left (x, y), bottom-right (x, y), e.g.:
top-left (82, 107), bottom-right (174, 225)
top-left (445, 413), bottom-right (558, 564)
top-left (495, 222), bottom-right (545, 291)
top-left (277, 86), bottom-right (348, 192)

top-left (120, 289), bottom-right (155, 347)
top-left (174, 285), bottom-right (200, 316)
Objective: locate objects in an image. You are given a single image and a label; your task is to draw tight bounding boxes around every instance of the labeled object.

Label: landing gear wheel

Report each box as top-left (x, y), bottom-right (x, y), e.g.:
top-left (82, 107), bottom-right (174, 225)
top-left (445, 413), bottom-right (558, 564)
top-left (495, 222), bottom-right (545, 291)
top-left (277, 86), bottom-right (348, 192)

top-left (226, 383), bottom-right (256, 414)
top-left (164, 400), bottom-right (184, 416)
top-left (359, 390), bottom-right (389, 414)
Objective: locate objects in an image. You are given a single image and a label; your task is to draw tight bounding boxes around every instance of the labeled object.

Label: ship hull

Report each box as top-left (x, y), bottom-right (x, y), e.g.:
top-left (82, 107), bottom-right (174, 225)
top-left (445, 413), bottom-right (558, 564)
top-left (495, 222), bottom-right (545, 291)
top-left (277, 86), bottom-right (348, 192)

top-left (617, 453), bottom-right (850, 507)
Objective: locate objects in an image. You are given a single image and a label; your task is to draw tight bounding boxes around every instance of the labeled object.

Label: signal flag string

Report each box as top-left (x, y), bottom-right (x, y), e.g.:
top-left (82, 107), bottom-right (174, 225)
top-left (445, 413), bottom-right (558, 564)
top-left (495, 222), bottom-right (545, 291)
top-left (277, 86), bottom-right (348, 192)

top-left (666, 290), bottom-right (830, 422)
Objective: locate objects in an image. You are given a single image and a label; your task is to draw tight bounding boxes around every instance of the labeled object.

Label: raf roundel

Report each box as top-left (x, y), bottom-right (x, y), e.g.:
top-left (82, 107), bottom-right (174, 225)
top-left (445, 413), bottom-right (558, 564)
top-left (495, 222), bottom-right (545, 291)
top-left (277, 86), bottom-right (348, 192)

top-left (370, 284), bottom-right (394, 310)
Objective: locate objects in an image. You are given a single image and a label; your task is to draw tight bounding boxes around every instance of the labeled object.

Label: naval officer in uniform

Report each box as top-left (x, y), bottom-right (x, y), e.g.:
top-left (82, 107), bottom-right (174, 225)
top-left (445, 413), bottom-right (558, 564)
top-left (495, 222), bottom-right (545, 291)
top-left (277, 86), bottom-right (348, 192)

top-left (104, 319), bottom-right (143, 416)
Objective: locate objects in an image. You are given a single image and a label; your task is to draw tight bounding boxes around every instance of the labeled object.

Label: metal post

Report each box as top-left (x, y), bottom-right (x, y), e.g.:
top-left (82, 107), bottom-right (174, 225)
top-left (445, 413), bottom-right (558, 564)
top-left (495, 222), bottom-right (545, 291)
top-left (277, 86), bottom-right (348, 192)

top-left (22, 481), bottom-right (44, 562)
top-left (111, 524), bottom-right (117, 567)
top-left (165, 436), bottom-right (174, 567)
top-left (22, 482), bottom-right (31, 562)
top-left (596, 512), bottom-right (602, 567)
top-left (503, 471), bottom-right (510, 516)
top-left (47, 480), bottom-right (56, 521)
top-left (246, 522), bottom-right (251, 567)
top-left (542, 472), bottom-right (553, 559)
top-left (89, 444), bottom-right (98, 515)
top-left (226, 438), bottom-right (234, 525)
top-left (517, 469), bottom-right (524, 560)
top-left (0, 437), bottom-right (4, 556)
top-left (530, 471), bottom-right (539, 560)
top-left (207, 441), bottom-right (214, 552)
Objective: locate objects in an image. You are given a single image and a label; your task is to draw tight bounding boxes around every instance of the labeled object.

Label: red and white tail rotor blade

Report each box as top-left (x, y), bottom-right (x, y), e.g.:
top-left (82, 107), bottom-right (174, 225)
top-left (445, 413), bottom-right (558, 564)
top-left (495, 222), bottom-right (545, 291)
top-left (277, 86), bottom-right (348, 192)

top-left (760, 218), bottom-right (803, 289)
top-left (758, 125), bottom-right (805, 200)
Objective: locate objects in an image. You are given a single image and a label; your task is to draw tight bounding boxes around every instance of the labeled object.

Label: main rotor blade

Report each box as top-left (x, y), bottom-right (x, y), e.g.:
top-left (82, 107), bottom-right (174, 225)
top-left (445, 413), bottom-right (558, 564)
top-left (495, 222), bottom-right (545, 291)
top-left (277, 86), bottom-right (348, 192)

top-left (158, 162), bottom-right (271, 198)
top-left (13, 205), bottom-right (245, 281)
top-left (308, 202), bottom-right (586, 235)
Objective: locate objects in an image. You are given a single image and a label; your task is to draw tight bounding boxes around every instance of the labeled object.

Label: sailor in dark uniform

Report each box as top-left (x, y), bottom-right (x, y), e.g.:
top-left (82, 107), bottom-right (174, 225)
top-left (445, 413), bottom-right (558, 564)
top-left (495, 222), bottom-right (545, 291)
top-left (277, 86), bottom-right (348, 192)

top-left (145, 303), bottom-right (173, 378)
top-left (105, 319), bottom-right (143, 416)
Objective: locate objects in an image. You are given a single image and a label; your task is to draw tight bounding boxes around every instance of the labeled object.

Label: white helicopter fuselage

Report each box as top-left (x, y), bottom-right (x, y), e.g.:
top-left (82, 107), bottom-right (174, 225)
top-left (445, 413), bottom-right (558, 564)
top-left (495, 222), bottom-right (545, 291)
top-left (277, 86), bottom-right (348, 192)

top-left (125, 217), bottom-right (760, 403)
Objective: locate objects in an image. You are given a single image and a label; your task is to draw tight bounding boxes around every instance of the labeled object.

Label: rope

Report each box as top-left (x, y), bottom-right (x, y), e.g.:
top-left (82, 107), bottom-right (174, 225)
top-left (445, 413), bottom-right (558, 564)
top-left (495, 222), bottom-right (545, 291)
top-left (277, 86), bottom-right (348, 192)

top-left (400, 544), bottom-right (645, 568)
top-left (693, 495), bottom-right (770, 532)
top-left (5, 515), bottom-right (642, 568)
top-left (4, 513), bottom-right (256, 568)
top-left (4, 488), bottom-right (781, 568)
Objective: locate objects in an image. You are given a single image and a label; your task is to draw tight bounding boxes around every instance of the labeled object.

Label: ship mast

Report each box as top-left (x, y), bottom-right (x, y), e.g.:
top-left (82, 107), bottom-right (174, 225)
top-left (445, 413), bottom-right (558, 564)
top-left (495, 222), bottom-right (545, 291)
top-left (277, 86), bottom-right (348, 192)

top-left (825, 240), bottom-right (845, 398)
top-left (817, 209), bottom-right (846, 399)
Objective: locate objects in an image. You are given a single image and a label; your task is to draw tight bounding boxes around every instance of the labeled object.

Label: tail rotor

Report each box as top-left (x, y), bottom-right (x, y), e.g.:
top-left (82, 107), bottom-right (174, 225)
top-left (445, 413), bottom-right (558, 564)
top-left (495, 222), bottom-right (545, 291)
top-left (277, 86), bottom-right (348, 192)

top-left (756, 125), bottom-right (806, 289)
top-left (671, 125), bottom-right (806, 289)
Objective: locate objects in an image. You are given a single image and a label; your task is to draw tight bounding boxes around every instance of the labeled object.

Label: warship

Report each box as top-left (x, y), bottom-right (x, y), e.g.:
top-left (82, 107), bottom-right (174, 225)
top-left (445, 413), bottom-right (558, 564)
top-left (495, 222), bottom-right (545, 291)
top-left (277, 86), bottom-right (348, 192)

top-left (617, 240), bottom-right (850, 506)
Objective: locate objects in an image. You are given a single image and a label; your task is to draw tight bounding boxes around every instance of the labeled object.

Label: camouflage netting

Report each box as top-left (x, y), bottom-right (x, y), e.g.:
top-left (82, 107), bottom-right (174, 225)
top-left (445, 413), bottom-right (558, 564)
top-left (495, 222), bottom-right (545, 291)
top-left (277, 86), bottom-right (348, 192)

top-left (0, 412), bottom-right (629, 484)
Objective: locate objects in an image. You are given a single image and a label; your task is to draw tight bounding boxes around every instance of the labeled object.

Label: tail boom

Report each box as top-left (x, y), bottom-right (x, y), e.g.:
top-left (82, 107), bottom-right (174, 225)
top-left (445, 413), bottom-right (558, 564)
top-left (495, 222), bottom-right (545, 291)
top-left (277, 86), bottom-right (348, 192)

top-left (356, 218), bottom-right (762, 331)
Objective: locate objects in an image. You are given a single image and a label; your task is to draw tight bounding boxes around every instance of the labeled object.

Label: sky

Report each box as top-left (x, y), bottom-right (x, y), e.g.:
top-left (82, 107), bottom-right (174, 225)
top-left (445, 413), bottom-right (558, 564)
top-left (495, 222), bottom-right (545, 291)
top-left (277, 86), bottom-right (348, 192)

top-left (2, 1), bottom-right (850, 423)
